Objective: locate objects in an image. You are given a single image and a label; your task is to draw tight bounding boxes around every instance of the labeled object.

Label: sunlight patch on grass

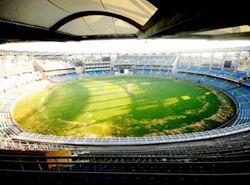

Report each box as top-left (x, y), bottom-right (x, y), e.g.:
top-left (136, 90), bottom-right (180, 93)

top-left (163, 97), bottom-right (179, 106)
top-left (137, 104), bottom-right (158, 110)
top-left (181, 96), bottom-right (191, 100)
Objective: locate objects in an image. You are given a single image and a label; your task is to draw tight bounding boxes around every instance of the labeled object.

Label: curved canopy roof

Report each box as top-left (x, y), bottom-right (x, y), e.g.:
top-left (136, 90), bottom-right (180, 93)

top-left (0, 0), bottom-right (249, 42)
top-left (0, 0), bottom-right (157, 36)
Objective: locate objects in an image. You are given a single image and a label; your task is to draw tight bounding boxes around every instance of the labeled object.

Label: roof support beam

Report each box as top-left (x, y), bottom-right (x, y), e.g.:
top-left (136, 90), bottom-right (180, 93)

top-left (50, 11), bottom-right (144, 33)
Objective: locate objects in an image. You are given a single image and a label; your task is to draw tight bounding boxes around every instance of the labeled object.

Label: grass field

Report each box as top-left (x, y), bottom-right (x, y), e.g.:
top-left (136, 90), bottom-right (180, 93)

top-left (13, 76), bottom-right (235, 137)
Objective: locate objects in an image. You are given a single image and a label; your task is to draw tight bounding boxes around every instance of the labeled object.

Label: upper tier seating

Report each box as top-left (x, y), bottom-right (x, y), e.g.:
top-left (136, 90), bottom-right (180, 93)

top-left (177, 66), bottom-right (247, 81)
top-left (35, 60), bottom-right (75, 71)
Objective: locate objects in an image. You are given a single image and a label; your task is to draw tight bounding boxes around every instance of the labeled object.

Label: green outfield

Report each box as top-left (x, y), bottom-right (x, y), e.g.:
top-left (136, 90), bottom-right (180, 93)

top-left (13, 76), bottom-right (235, 137)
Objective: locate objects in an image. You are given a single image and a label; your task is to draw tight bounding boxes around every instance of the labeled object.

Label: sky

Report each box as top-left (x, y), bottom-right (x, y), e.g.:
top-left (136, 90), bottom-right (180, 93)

top-left (0, 39), bottom-right (250, 53)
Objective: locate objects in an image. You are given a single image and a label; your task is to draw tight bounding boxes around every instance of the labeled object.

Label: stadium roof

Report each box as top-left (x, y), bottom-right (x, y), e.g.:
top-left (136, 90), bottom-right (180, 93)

top-left (0, 0), bottom-right (250, 42)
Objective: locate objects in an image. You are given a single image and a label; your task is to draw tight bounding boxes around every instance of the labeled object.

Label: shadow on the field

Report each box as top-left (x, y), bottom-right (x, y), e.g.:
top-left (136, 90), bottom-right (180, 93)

top-left (42, 83), bottom-right (90, 122)
top-left (123, 81), bottom-right (166, 121)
